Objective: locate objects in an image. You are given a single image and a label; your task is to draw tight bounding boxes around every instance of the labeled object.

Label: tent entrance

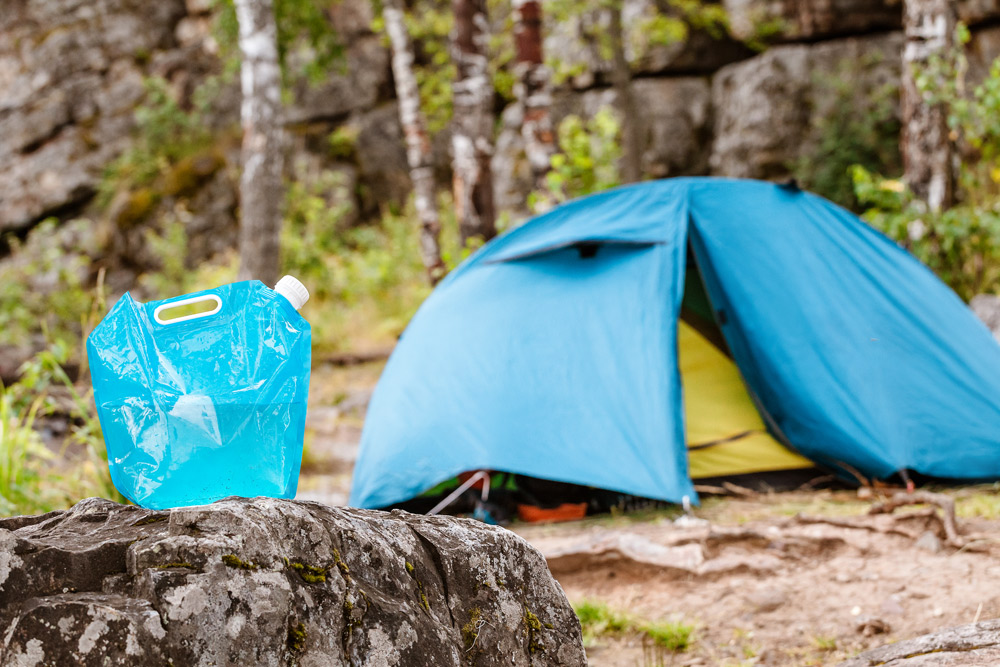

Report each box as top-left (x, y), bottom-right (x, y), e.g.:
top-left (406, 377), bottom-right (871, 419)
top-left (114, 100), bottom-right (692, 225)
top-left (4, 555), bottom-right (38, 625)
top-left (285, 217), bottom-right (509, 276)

top-left (680, 248), bottom-right (814, 479)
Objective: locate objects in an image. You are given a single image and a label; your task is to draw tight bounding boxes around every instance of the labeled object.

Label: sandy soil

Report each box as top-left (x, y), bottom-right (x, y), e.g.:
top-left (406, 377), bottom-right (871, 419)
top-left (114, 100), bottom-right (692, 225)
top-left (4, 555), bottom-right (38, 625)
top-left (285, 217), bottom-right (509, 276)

top-left (300, 362), bottom-right (1000, 667)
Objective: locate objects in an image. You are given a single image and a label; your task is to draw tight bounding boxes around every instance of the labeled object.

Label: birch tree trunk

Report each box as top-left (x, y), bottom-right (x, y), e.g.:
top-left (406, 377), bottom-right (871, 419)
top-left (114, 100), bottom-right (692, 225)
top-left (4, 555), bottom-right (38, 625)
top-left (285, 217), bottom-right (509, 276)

top-left (235, 0), bottom-right (285, 287)
top-left (513, 0), bottom-right (556, 197)
top-left (384, 0), bottom-right (446, 284)
top-left (451, 0), bottom-right (497, 245)
top-left (902, 0), bottom-right (956, 212)
top-left (607, 2), bottom-right (642, 184)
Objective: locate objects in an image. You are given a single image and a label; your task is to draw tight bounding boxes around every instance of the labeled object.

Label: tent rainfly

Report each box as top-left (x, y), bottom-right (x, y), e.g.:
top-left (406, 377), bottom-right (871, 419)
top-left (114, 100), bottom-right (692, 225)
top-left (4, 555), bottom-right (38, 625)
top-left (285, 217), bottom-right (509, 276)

top-left (350, 178), bottom-right (1000, 510)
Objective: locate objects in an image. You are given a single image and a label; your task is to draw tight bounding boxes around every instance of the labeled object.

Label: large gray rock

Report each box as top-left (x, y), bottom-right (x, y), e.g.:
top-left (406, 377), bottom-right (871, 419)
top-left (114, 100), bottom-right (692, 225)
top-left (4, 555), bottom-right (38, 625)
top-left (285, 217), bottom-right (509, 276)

top-left (838, 619), bottom-right (1000, 666)
top-left (493, 76), bottom-right (712, 218)
top-left (0, 497), bottom-right (584, 666)
top-left (722, 0), bottom-right (900, 43)
top-left (545, 0), bottom-right (748, 90)
top-left (551, 79), bottom-right (713, 178)
top-left (0, 0), bottom-right (187, 231)
top-left (710, 32), bottom-right (903, 180)
top-left (354, 103), bottom-right (413, 213)
top-left (286, 36), bottom-right (390, 126)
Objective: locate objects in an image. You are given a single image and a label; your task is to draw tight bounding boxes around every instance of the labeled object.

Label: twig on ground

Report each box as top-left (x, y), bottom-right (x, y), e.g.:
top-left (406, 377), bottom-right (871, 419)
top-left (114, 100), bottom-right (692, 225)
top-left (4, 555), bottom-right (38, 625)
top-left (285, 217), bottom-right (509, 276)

top-left (691, 482), bottom-right (756, 497)
top-left (791, 513), bottom-right (922, 540)
top-left (868, 490), bottom-right (964, 547)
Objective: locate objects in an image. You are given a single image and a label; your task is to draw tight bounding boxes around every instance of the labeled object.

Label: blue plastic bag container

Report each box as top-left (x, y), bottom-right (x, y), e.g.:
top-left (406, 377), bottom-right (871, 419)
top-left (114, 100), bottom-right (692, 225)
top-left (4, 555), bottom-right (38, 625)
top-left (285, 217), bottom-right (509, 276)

top-left (87, 280), bottom-right (311, 509)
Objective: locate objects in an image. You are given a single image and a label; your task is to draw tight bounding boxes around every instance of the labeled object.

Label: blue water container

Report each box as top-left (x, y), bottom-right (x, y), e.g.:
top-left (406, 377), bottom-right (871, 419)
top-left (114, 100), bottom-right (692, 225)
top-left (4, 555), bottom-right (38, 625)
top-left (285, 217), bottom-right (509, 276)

top-left (87, 277), bottom-right (311, 509)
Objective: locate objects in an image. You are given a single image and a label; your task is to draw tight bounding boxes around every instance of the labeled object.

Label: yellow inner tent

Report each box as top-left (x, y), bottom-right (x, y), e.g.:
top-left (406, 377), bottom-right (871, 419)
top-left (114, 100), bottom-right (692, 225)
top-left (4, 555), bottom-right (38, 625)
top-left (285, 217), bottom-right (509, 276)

top-left (678, 321), bottom-right (813, 478)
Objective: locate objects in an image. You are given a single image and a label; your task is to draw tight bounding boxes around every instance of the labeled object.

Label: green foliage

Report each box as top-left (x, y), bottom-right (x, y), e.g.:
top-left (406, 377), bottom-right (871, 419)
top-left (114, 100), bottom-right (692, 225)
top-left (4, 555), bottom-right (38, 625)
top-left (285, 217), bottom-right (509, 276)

top-left (642, 620), bottom-right (695, 651)
top-left (281, 171), bottom-right (469, 353)
top-left (743, 13), bottom-right (788, 52)
top-left (0, 219), bottom-right (101, 350)
top-left (574, 600), bottom-right (694, 652)
top-left (209, 0), bottom-right (343, 84)
top-left (853, 166), bottom-right (1000, 300)
top-left (547, 0), bottom-right (728, 84)
top-left (328, 126), bottom-right (360, 161)
top-left (535, 109), bottom-right (623, 209)
top-left (0, 380), bottom-right (53, 516)
top-left (1, 344), bottom-right (124, 517)
top-left (99, 76), bottom-right (221, 208)
top-left (852, 24), bottom-right (1000, 300)
top-left (793, 56), bottom-right (901, 210)
top-left (372, 0), bottom-right (455, 134)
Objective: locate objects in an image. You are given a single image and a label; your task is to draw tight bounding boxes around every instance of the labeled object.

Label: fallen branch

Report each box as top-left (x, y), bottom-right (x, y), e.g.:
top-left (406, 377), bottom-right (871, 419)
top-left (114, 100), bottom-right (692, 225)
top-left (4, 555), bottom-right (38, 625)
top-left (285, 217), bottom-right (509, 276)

top-left (320, 348), bottom-right (393, 366)
top-left (868, 490), bottom-right (964, 547)
top-left (692, 482), bottom-right (756, 497)
top-left (791, 513), bottom-right (922, 540)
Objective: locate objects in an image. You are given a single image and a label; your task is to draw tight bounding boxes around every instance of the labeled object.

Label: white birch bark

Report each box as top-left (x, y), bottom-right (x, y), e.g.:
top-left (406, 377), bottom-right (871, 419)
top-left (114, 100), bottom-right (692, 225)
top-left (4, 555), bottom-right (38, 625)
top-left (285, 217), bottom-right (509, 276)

top-left (384, 0), bottom-right (446, 284)
top-left (451, 0), bottom-right (497, 245)
top-left (235, 0), bottom-right (286, 286)
top-left (902, 0), bottom-right (956, 212)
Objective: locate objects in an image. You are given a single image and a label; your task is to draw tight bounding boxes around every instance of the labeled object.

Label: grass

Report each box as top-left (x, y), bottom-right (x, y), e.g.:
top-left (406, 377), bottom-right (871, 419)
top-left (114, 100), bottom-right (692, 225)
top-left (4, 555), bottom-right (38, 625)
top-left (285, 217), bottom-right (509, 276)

top-left (812, 635), bottom-right (837, 651)
top-left (574, 600), bottom-right (695, 653)
top-left (0, 345), bottom-right (124, 517)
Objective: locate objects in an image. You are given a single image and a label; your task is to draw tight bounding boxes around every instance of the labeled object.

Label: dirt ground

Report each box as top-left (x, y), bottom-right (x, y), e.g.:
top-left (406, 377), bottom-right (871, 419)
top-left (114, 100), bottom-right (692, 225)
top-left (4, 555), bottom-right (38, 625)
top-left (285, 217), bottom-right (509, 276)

top-left (300, 362), bottom-right (1000, 667)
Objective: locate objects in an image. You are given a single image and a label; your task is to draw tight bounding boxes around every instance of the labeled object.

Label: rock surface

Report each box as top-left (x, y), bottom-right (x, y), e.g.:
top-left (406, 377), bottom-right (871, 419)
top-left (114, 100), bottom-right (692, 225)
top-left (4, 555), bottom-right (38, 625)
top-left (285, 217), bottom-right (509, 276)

top-left (710, 32), bottom-right (903, 180)
top-left (971, 294), bottom-right (1000, 342)
top-left (838, 619), bottom-right (1000, 666)
top-left (0, 0), bottom-right (187, 231)
top-left (722, 0), bottom-right (901, 43)
top-left (0, 497), bottom-right (584, 666)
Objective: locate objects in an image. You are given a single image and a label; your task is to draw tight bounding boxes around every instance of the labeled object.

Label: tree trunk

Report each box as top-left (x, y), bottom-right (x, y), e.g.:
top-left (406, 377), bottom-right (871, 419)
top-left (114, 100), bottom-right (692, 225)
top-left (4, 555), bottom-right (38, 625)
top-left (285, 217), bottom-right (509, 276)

top-left (902, 0), bottom-right (956, 212)
top-left (384, 0), bottom-right (446, 284)
top-left (235, 0), bottom-right (285, 287)
top-left (513, 0), bottom-right (556, 198)
top-left (451, 0), bottom-right (497, 245)
top-left (607, 2), bottom-right (642, 184)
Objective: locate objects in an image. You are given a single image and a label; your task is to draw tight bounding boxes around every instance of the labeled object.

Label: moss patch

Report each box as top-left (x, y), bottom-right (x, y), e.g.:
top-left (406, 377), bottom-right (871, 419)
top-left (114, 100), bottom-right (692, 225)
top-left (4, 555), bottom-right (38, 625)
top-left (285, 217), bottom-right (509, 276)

top-left (286, 559), bottom-right (328, 583)
top-left (525, 608), bottom-right (545, 654)
top-left (462, 607), bottom-right (483, 651)
top-left (287, 622), bottom-right (307, 652)
top-left (221, 554), bottom-right (258, 570)
top-left (332, 548), bottom-right (350, 576)
top-left (154, 562), bottom-right (194, 570)
top-left (114, 188), bottom-right (158, 227)
top-left (132, 515), bottom-right (167, 526)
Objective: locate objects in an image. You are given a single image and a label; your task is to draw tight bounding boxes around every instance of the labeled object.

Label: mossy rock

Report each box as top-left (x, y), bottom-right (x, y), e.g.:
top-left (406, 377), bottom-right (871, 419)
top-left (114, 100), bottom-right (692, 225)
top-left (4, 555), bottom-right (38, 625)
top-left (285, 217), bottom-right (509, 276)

top-left (162, 149), bottom-right (225, 198)
top-left (113, 188), bottom-right (159, 228)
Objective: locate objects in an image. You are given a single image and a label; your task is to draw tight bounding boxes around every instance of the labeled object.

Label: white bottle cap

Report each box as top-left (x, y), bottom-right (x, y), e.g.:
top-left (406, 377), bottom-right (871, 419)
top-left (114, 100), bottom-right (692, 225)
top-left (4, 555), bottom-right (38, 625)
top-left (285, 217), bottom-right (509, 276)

top-left (274, 275), bottom-right (309, 310)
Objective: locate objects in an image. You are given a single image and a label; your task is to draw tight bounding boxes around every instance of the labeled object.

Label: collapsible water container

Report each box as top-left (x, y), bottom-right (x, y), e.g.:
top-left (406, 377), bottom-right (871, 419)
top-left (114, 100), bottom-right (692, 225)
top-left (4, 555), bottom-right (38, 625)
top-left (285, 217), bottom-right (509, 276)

top-left (87, 277), bottom-right (311, 509)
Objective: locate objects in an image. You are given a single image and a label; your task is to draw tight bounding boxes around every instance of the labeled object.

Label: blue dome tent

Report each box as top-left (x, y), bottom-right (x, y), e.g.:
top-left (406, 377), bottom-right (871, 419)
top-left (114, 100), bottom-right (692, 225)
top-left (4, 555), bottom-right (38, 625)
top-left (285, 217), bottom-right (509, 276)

top-left (350, 178), bottom-right (1000, 511)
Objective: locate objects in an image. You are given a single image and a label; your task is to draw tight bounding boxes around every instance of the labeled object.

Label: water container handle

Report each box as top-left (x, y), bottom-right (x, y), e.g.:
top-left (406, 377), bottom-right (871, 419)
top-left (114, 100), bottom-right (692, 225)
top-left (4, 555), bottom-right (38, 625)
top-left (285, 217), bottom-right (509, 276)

top-left (153, 294), bottom-right (223, 325)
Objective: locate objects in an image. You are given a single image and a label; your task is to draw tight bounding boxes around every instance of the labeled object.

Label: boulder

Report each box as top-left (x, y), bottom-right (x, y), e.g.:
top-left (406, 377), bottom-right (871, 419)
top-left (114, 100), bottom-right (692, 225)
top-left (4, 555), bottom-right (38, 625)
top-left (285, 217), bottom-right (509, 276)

top-left (0, 497), bottom-right (584, 666)
top-left (838, 619), bottom-right (1000, 666)
top-left (710, 32), bottom-right (903, 180)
